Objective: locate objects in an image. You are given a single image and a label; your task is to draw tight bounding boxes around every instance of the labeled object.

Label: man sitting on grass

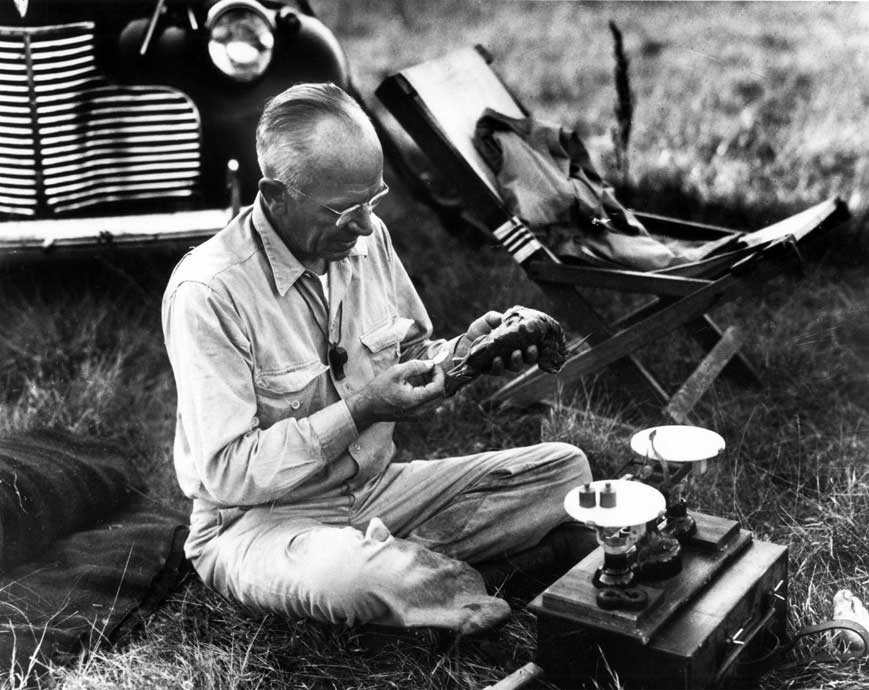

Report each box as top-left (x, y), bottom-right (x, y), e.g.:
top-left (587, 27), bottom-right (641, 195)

top-left (162, 83), bottom-right (592, 634)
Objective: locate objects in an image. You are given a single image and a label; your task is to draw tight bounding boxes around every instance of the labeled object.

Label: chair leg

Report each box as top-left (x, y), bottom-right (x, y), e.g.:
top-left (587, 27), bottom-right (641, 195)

top-left (490, 281), bottom-right (671, 411)
top-left (550, 283), bottom-right (671, 410)
top-left (665, 326), bottom-right (744, 423)
top-left (685, 315), bottom-right (761, 386)
top-left (493, 276), bottom-right (741, 409)
top-left (615, 300), bottom-right (761, 386)
top-left (614, 356), bottom-right (671, 412)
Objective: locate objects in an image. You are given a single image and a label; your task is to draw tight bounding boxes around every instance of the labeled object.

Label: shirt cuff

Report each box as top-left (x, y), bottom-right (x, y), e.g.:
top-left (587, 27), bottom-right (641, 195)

top-left (308, 400), bottom-right (358, 462)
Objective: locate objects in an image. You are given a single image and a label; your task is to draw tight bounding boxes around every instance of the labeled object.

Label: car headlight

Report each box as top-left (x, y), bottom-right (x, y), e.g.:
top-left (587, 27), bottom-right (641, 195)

top-left (206, 0), bottom-right (275, 82)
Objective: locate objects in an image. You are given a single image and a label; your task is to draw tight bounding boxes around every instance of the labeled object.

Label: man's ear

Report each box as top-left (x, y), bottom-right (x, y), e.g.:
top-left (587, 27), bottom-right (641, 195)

top-left (258, 178), bottom-right (287, 213)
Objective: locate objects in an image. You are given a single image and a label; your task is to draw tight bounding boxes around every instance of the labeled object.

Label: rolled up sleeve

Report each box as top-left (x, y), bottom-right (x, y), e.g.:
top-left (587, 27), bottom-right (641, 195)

top-left (163, 281), bottom-right (357, 506)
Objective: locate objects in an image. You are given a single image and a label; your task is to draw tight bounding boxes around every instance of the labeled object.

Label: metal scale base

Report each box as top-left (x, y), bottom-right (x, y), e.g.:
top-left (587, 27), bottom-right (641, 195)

top-left (530, 512), bottom-right (788, 689)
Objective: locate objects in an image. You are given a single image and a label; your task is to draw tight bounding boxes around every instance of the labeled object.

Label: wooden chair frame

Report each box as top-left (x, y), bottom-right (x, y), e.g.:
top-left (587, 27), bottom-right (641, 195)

top-left (374, 46), bottom-right (849, 419)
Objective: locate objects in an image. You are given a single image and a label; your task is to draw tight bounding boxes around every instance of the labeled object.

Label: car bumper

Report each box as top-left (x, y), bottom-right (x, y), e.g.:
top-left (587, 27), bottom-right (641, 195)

top-left (0, 208), bottom-right (230, 262)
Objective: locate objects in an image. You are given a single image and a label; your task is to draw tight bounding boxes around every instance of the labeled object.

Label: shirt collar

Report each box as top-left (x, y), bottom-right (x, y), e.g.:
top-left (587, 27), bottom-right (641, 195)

top-left (251, 193), bottom-right (369, 296)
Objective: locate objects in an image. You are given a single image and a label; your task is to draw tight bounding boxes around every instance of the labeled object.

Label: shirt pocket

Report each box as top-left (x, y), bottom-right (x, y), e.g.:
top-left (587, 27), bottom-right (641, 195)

top-left (254, 360), bottom-right (329, 428)
top-left (360, 316), bottom-right (415, 373)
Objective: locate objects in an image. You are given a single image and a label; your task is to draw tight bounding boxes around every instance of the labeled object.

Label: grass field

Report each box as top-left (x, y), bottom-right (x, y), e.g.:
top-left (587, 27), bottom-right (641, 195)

top-left (2, 1), bottom-right (868, 688)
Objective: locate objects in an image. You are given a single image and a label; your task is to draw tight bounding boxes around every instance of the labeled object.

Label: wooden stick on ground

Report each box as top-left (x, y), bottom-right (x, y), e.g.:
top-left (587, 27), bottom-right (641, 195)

top-left (483, 662), bottom-right (544, 690)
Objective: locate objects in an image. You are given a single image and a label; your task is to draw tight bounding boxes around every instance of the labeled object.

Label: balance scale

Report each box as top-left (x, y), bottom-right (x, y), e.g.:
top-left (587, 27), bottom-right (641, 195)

top-left (530, 426), bottom-right (788, 689)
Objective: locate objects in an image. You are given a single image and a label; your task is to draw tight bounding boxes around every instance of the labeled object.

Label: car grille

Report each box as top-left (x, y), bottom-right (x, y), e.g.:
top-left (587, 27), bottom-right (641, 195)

top-left (0, 21), bottom-right (201, 218)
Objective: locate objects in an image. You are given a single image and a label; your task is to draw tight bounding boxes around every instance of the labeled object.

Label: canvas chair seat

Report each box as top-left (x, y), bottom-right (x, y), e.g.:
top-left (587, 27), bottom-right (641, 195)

top-left (374, 46), bottom-right (849, 418)
top-left (472, 106), bottom-right (746, 271)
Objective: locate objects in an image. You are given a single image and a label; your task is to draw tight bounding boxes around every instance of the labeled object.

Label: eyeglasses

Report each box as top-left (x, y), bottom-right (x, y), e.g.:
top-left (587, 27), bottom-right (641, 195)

top-left (283, 181), bottom-right (389, 226)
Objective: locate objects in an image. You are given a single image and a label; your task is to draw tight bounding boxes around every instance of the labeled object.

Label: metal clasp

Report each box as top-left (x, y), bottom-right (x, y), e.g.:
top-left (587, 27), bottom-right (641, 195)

top-left (770, 579), bottom-right (786, 602)
top-left (728, 627), bottom-right (746, 646)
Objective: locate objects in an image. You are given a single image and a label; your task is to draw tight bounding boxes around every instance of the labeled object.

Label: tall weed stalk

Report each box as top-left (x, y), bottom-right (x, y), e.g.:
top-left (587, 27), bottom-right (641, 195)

top-left (609, 20), bottom-right (634, 190)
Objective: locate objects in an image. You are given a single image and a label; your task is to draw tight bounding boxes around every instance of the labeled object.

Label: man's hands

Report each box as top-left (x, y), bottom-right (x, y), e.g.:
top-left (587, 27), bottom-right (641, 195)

top-left (455, 311), bottom-right (540, 375)
top-left (346, 359), bottom-right (445, 429)
top-left (346, 309), bottom-right (547, 430)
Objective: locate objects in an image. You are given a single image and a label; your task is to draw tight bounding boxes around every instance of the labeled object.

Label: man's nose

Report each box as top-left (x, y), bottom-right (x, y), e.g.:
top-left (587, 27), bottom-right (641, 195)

top-left (343, 206), bottom-right (375, 236)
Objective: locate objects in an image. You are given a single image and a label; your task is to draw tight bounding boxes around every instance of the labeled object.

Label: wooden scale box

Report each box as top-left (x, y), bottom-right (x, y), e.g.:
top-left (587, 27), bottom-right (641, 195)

top-left (530, 427), bottom-right (788, 689)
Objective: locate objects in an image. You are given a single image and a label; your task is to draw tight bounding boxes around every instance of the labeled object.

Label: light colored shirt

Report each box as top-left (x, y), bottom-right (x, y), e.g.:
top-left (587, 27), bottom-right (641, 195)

top-left (317, 271), bottom-right (330, 304)
top-left (162, 195), bottom-right (454, 520)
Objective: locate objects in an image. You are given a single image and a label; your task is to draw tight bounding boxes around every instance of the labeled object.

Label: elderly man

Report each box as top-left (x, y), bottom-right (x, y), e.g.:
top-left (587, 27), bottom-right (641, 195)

top-left (162, 83), bottom-right (592, 634)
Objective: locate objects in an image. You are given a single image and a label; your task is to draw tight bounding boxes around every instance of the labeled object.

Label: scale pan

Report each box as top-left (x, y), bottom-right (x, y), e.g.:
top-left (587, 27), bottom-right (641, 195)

top-left (564, 479), bottom-right (666, 528)
top-left (631, 425), bottom-right (725, 463)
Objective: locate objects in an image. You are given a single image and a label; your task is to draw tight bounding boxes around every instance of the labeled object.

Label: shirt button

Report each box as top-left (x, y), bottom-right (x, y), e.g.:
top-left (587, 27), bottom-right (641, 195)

top-left (290, 400), bottom-right (301, 410)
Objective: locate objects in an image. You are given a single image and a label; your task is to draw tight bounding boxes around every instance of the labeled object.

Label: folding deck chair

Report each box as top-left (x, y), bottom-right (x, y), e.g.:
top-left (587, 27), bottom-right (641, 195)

top-left (375, 46), bottom-right (849, 421)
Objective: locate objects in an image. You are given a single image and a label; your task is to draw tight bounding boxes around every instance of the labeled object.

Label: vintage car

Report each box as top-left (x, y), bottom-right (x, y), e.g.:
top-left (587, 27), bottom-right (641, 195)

top-left (0, 0), bottom-right (350, 260)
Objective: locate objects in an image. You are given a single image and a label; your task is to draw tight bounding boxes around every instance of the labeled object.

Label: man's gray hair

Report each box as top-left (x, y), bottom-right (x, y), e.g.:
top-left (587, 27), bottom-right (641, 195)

top-left (256, 82), bottom-right (371, 190)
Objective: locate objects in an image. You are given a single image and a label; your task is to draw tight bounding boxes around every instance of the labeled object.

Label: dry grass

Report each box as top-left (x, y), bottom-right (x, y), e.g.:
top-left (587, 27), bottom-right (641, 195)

top-left (2, 1), bottom-right (868, 688)
top-left (52, 580), bottom-right (546, 690)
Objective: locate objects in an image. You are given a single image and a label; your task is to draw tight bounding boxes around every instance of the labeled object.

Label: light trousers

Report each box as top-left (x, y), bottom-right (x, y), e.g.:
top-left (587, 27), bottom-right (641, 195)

top-left (191, 442), bottom-right (591, 633)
